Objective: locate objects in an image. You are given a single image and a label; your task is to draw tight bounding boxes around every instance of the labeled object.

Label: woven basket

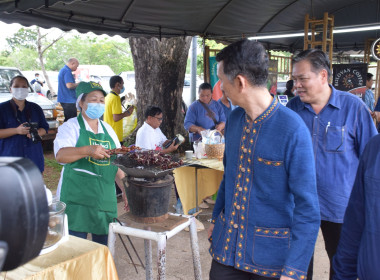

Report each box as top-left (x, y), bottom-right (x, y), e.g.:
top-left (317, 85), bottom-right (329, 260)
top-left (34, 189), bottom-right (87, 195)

top-left (205, 130), bottom-right (224, 159)
top-left (205, 143), bottom-right (225, 159)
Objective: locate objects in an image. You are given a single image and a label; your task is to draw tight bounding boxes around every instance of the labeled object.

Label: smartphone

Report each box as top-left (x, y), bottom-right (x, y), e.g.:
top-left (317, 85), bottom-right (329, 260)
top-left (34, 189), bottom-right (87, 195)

top-left (163, 136), bottom-right (179, 149)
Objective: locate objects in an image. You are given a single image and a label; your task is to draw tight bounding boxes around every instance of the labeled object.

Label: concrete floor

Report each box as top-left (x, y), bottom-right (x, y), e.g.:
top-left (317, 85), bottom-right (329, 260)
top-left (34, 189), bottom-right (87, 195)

top-left (113, 189), bottom-right (330, 280)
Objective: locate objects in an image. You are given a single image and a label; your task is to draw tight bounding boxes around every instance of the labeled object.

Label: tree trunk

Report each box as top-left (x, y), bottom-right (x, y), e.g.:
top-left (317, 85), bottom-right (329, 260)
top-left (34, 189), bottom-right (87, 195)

top-left (37, 27), bottom-right (54, 99)
top-left (130, 37), bottom-right (192, 139)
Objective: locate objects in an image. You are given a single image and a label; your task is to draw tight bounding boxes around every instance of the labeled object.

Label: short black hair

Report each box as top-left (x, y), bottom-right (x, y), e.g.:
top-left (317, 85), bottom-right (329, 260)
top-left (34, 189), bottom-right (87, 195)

top-left (216, 39), bottom-right (268, 87)
top-left (145, 106), bottom-right (163, 119)
top-left (286, 80), bottom-right (294, 91)
top-left (367, 73), bottom-right (374, 81)
top-left (10, 75), bottom-right (29, 87)
top-left (109, 75), bottom-right (123, 89)
top-left (292, 49), bottom-right (332, 79)
top-left (198, 82), bottom-right (212, 93)
top-left (35, 73), bottom-right (39, 76)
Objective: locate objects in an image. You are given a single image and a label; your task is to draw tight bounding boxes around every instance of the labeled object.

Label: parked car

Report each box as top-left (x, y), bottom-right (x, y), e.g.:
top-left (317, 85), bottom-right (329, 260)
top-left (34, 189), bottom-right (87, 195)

top-left (0, 66), bottom-right (59, 141)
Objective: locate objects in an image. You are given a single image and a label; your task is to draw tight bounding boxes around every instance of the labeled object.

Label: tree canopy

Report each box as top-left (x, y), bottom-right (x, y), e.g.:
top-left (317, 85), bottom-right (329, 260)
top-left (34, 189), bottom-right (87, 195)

top-left (1, 27), bottom-right (134, 74)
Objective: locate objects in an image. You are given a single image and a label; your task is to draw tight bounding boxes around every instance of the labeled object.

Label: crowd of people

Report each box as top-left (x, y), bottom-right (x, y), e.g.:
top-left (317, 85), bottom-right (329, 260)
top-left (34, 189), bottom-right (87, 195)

top-left (1, 39), bottom-right (380, 279)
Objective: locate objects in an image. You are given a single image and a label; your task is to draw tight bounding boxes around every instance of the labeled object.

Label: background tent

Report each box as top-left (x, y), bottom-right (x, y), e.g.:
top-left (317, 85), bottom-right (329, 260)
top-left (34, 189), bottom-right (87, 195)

top-left (0, 0), bottom-right (379, 51)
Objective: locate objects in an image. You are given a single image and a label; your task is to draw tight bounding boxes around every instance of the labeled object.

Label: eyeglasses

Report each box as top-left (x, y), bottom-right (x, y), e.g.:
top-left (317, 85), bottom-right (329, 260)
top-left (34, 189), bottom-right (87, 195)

top-left (154, 116), bottom-right (163, 121)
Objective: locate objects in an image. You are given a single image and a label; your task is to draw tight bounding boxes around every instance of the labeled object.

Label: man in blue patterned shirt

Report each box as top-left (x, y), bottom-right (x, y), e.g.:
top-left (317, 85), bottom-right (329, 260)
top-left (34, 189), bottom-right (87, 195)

top-left (287, 49), bottom-right (377, 280)
top-left (208, 39), bottom-right (320, 280)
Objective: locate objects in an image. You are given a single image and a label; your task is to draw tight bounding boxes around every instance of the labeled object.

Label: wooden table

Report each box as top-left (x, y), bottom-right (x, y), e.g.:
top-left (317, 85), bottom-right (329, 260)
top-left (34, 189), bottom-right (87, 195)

top-left (1, 236), bottom-right (119, 280)
top-left (174, 158), bottom-right (224, 215)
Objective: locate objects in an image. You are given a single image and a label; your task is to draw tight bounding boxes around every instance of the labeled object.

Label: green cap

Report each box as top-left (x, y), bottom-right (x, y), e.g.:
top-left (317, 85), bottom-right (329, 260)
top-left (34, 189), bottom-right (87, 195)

top-left (75, 81), bottom-right (107, 98)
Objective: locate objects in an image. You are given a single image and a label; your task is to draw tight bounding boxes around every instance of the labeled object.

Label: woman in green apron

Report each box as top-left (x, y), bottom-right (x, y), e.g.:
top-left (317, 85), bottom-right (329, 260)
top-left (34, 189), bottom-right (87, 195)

top-left (54, 81), bottom-right (128, 245)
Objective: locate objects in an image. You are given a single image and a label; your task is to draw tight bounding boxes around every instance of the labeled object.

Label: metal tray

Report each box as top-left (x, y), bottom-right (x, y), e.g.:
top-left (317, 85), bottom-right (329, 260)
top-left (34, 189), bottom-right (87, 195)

top-left (112, 153), bottom-right (186, 178)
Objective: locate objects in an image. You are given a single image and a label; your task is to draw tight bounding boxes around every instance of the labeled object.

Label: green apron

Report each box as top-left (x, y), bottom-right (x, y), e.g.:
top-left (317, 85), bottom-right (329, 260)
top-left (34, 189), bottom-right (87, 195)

top-left (60, 113), bottom-right (118, 235)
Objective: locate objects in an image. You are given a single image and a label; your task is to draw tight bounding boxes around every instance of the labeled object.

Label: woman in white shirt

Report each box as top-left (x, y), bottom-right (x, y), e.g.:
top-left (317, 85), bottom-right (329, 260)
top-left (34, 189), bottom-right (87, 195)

top-left (54, 81), bottom-right (127, 245)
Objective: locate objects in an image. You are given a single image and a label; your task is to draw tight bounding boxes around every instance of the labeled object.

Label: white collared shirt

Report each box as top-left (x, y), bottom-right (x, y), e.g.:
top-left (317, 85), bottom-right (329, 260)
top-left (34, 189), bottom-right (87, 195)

top-left (135, 122), bottom-right (167, 150)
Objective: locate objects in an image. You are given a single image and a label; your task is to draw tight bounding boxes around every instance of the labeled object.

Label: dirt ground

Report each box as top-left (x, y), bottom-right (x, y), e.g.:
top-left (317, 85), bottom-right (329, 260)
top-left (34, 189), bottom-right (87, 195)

top-left (43, 150), bottom-right (330, 279)
top-left (113, 187), bottom-right (330, 280)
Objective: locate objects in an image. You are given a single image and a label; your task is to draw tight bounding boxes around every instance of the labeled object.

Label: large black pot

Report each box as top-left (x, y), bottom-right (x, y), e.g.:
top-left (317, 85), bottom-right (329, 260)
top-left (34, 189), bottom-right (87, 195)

top-left (124, 175), bottom-right (174, 223)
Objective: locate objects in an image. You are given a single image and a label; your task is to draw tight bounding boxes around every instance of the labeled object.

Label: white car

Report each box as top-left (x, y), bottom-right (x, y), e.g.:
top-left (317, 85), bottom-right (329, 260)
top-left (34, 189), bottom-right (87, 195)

top-left (0, 66), bottom-right (59, 141)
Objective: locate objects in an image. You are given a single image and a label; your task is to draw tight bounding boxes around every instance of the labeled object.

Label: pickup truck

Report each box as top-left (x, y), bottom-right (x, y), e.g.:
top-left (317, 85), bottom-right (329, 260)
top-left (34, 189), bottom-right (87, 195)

top-left (0, 66), bottom-right (59, 141)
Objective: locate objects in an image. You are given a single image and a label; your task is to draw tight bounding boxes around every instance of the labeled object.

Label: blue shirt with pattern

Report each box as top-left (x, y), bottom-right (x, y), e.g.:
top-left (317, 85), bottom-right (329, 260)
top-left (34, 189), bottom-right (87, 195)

top-left (287, 86), bottom-right (377, 223)
top-left (210, 98), bottom-right (320, 279)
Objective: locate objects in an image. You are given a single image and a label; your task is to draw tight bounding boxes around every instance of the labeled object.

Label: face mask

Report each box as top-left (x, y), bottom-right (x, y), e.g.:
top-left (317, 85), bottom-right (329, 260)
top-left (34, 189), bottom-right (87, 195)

top-left (120, 86), bottom-right (125, 93)
top-left (35, 77), bottom-right (39, 80)
top-left (12, 87), bottom-right (29, 100)
top-left (85, 103), bottom-right (105, 119)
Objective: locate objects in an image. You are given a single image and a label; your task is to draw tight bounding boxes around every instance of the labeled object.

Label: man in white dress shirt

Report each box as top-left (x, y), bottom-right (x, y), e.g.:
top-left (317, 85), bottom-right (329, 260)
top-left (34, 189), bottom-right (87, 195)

top-left (136, 106), bottom-right (179, 153)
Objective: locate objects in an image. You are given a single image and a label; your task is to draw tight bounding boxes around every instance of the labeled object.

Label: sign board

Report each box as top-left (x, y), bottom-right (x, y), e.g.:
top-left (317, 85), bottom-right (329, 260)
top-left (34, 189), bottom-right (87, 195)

top-left (371, 38), bottom-right (380, 60)
top-left (332, 64), bottom-right (367, 98)
top-left (278, 95), bottom-right (288, 106)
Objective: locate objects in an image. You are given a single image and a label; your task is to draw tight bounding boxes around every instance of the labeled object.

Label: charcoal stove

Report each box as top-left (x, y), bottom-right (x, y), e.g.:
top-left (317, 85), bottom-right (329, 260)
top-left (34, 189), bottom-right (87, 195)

top-left (113, 152), bottom-right (186, 224)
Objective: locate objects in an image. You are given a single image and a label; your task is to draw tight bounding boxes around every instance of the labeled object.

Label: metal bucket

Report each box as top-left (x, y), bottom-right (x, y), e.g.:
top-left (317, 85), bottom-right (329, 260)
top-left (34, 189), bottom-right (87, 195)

top-left (124, 175), bottom-right (174, 223)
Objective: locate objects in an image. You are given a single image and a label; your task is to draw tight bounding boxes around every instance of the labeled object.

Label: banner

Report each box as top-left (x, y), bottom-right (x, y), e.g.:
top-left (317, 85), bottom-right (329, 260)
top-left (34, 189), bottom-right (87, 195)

top-left (332, 64), bottom-right (367, 97)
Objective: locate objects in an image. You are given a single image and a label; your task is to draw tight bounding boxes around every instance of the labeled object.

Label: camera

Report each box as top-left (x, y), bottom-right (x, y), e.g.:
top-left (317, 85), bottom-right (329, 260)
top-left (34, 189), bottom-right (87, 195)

top-left (23, 122), bottom-right (42, 143)
top-left (0, 157), bottom-right (49, 271)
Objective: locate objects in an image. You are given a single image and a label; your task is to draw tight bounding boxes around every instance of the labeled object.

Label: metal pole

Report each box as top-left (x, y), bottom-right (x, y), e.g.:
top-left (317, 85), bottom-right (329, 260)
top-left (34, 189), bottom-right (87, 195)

top-left (157, 233), bottom-right (167, 280)
top-left (195, 166), bottom-right (199, 213)
top-left (189, 217), bottom-right (202, 280)
top-left (144, 226), bottom-right (153, 280)
top-left (108, 224), bottom-right (116, 257)
top-left (190, 36), bottom-right (198, 103)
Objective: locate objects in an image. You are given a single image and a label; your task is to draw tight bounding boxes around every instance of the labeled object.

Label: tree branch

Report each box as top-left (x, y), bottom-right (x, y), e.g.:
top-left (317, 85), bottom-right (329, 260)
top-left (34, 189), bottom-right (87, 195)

top-left (41, 33), bottom-right (65, 55)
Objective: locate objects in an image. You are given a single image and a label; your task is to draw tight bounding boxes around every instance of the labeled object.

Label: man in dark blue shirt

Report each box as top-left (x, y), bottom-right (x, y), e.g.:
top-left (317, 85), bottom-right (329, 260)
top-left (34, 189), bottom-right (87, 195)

top-left (58, 58), bottom-right (79, 122)
top-left (287, 49), bottom-right (377, 280)
top-left (333, 134), bottom-right (380, 280)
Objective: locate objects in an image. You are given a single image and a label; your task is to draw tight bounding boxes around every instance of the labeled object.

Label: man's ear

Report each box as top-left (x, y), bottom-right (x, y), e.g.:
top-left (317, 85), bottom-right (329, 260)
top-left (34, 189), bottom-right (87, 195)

top-left (319, 69), bottom-right (329, 84)
top-left (236, 74), bottom-right (248, 92)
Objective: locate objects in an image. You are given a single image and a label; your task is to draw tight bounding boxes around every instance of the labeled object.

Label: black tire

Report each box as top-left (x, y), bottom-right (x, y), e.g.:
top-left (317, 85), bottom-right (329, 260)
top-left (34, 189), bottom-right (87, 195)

top-left (47, 91), bottom-right (52, 100)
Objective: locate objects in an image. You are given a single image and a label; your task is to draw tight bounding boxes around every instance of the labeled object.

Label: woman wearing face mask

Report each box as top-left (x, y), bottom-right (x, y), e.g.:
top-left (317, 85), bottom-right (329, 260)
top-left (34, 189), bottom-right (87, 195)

top-left (0, 75), bottom-right (49, 173)
top-left (54, 81), bottom-right (128, 245)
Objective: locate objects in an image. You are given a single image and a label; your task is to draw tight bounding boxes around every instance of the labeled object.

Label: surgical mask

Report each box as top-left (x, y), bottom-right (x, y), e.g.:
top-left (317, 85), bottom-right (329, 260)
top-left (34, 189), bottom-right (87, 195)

top-left (85, 103), bottom-right (105, 119)
top-left (121, 86), bottom-right (125, 93)
top-left (11, 87), bottom-right (29, 100)
top-left (35, 77), bottom-right (39, 80)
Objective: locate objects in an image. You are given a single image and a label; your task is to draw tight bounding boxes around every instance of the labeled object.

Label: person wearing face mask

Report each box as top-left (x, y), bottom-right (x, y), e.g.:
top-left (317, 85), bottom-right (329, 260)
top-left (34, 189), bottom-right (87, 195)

top-left (104, 75), bottom-right (134, 145)
top-left (54, 81), bottom-right (128, 245)
top-left (0, 75), bottom-right (49, 173)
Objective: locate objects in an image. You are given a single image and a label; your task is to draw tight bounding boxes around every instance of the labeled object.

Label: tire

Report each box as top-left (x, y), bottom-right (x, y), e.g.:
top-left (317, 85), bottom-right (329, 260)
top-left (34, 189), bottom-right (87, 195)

top-left (47, 91), bottom-right (52, 100)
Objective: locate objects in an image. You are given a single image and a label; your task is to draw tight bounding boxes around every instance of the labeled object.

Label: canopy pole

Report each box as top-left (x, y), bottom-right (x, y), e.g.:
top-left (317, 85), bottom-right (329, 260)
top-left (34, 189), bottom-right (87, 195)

top-left (190, 36), bottom-right (198, 103)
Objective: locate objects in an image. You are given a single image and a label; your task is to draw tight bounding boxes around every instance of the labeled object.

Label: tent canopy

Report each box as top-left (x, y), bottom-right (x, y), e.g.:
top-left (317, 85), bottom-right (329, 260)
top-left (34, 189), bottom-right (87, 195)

top-left (0, 0), bottom-right (380, 51)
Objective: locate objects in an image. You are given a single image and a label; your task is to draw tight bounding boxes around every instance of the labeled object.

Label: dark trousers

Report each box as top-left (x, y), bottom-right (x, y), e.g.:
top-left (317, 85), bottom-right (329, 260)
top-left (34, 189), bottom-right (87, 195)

top-left (61, 102), bottom-right (77, 122)
top-left (210, 260), bottom-right (273, 280)
top-left (69, 230), bottom-right (108, 246)
top-left (307, 220), bottom-right (342, 280)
